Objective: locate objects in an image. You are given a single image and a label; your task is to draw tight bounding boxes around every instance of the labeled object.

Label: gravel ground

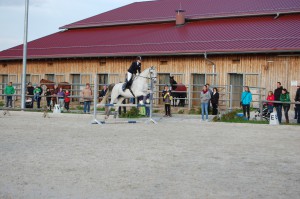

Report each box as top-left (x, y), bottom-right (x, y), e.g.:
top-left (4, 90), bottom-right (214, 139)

top-left (0, 111), bottom-right (299, 199)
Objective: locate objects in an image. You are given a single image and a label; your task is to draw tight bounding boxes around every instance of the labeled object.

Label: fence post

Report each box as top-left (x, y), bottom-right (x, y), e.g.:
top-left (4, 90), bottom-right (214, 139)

top-left (188, 83), bottom-right (191, 110)
top-left (229, 84), bottom-right (233, 111)
top-left (260, 99), bottom-right (263, 121)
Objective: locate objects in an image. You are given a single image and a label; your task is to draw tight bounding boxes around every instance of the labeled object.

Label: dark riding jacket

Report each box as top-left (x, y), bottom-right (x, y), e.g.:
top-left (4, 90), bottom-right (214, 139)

top-left (128, 61), bottom-right (141, 74)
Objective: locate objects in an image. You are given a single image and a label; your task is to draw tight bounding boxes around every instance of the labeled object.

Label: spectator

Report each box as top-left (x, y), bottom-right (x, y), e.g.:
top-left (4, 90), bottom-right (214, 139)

top-left (4, 82), bottom-right (15, 108)
top-left (280, 88), bottom-right (291, 124)
top-left (82, 83), bottom-right (93, 114)
top-left (274, 82), bottom-right (283, 123)
top-left (118, 99), bottom-right (127, 115)
top-left (294, 85), bottom-right (300, 123)
top-left (163, 90), bottom-right (173, 117)
top-left (27, 82), bottom-right (34, 108)
top-left (99, 85), bottom-right (108, 99)
top-left (162, 85), bottom-right (170, 102)
top-left (145, 93), bottom-right (151, 117)
top-left (266, 91), bottom-right (275, 113)
top-left (206, 83), bottom-right (213, 114)
top-left (44, 88), bottom-right (52, 111)
top-left (33, 85), bottom-right (41, 102)
top-left (64, 89), bottom-right (71, 112)
top-left (57, 87), bottom-right (65, 109)
top-left (211, 87), bottom-right (219, 115)
top-left (34, 84), bottom-right (43, 108)
top-left (51, 84), bottom-right (59, 106)
top-left (200, 85), bottom-right (211, 121)
top-left (241, 86), bottom-right (252, 120)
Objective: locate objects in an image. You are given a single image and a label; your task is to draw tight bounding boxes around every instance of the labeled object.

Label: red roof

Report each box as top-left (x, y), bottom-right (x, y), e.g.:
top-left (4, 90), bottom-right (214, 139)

top-left (61, 0), bottom-right (300, 29)
top-left (1, 14), bottom-right (300, 60)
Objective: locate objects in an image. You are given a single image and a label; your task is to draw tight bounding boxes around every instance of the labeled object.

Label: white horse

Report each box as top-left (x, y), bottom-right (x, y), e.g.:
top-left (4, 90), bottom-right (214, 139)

top-left (99, 66), bottom-right (157, 119)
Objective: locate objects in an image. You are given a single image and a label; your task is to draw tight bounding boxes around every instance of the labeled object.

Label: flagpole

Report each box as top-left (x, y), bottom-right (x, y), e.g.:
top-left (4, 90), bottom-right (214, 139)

top-left (21, 0), bottom-right (29, 109)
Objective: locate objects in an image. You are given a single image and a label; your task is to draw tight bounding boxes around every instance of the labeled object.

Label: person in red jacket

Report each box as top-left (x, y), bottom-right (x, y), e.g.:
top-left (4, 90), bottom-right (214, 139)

top-left (266, 91), bottom-right (275, 113)
top-left (64, 89), bottom-right (71, 112)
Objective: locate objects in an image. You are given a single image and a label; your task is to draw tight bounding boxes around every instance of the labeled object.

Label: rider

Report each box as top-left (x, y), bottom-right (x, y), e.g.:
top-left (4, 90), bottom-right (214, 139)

top-left (123, 56), bottom-right (142, 91)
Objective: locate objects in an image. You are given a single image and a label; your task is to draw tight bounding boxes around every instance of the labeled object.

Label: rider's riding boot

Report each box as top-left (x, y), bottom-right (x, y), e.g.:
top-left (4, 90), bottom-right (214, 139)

top-left (122, 82), bottom-right (127, 91)
top-left (122, 79), bottom-right (128, 91)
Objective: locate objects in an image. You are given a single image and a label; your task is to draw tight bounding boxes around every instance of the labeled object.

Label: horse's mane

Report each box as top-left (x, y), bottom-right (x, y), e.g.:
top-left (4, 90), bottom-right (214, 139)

top-left (140, 67), bottom-right (152, 76)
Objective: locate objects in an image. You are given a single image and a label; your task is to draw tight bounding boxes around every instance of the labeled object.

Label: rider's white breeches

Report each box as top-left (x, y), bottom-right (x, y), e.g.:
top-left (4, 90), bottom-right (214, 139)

top-left (127, 72), bottom-right (132, 82)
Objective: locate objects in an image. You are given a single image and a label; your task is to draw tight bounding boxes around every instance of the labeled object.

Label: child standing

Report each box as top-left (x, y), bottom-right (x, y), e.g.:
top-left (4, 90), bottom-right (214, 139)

top-left (280, 88), bottom-right (291, 124)
top-left (57, 87), bottom-right (65, 109)
top-left (241, 86), bottom-right (252, 120)
top-left (64, 89), bottom-right (71, 112)
top-left (33, 85), bottom-right (41, 102)
top-left (266, 91), bottom-right (274, 113)
top-left (163, 90), bottom-right (173, 117)
top-left (4, 82), bottom-right (15, 108)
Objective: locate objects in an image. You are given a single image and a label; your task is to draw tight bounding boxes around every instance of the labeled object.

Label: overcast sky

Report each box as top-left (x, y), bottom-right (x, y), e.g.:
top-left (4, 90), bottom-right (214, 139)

top-left (0, 0), bottom-right (150, 51)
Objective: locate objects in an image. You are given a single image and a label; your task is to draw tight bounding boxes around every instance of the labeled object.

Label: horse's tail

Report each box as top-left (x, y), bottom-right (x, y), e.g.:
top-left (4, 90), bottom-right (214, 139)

top-left (100, 83), bottom-right (115, 104)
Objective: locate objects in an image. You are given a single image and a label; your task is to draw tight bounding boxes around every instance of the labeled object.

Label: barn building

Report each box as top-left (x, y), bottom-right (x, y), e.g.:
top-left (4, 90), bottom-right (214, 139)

top-left (0, 0), bottom-right (300, 108)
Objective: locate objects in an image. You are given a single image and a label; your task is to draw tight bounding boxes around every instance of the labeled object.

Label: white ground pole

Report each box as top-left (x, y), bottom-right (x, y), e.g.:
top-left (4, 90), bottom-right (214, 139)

top-left (91, 75), bottom-right (102, 125)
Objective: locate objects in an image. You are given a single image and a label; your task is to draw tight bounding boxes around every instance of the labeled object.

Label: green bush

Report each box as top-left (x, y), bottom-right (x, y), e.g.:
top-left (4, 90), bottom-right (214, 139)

top-left (178, 109), bottom-right (185, 114)
top-left (76, 105), bottom-right (83, 110)
top-left (188, 107), bottom-right (201, 115)
top-left (119, 107), bottom-right (140, 118)
top-left (0, 101), bottom-right (4, 107)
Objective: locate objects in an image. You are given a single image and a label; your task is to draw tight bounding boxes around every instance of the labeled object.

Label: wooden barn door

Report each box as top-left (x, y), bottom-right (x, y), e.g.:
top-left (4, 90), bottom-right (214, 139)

top-left (192, 74), bottom-right (205, 106)
top-left (0, 75), bottom-right (8, 100)
top-left (71, 74), bottom-right (80, 102)
top-left (158, 73), bottom-right (170, 104)
top-left (229, 73), bottom-right (243, 107)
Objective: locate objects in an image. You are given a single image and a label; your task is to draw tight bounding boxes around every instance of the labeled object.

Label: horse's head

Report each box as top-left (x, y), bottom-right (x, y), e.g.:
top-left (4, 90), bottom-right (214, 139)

top-left (170, 76), bottom-right (175, 84)
top-left (149, 66), bottom-right (157, 83)
top-left (169, 76), bottom-right (178, 90)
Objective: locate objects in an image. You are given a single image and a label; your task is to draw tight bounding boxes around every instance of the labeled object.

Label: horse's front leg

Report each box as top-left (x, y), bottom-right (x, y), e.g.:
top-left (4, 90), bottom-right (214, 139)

top-left (104, 106), bottom-right (111, 120)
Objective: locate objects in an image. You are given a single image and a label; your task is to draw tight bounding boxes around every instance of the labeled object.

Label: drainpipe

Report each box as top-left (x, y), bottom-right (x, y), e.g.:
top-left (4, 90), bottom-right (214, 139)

top-left (204, 52), bottom-right (216, 86)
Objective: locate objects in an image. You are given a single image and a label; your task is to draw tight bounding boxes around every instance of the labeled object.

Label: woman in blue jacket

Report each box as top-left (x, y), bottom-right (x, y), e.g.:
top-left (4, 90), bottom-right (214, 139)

top-left (241, 86), bottom-right (252, 120)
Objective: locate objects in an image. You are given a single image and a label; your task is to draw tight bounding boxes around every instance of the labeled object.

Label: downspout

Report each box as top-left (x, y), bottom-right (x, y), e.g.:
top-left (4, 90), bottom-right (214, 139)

top-left (204, 52), bottom-right (216, 86)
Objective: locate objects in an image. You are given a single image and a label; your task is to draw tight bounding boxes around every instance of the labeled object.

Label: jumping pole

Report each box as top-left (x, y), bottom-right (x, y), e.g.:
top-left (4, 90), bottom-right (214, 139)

top-left (148, 77), bottom-right (157, 124)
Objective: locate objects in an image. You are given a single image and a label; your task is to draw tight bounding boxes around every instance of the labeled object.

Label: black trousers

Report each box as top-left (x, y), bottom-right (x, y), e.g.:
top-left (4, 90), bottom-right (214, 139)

top-left (46, 100), bottom-right (51, 110)
top-left (283, 105), bottom-right (290, 122)
top-left (212, 103), bottom-right (218, 115)
top-left (165, 104), bottom-right (171, 116)
top-left (296, 105), bottom-right (300, 123)
top-left (65, 102), bottom-right (70, 110)
top-left (242, 104), bottom-right (250, 119)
